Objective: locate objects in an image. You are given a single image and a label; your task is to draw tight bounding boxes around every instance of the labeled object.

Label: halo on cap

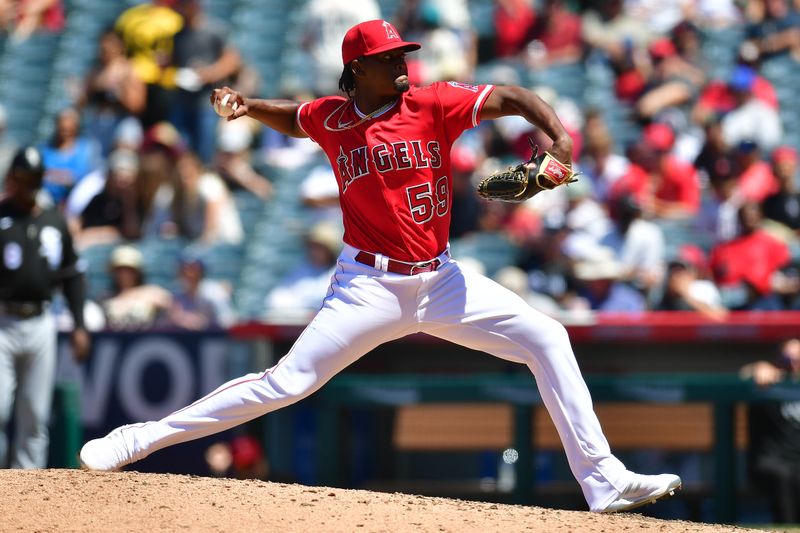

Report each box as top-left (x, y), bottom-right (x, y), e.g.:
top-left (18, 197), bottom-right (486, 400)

top-left (341, 20), bottom-right (421, 65)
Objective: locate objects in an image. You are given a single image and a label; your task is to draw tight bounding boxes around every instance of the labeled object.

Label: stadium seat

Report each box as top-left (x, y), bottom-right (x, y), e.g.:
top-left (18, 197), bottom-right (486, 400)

top-left (136, 237), bottom-right (186, 284)
top-left (530, 63), bottom-right (586, 104)
top-left (79, 243), bottom-right (116, 301)
top-left (700, 26), bottom-right (744, 80)
top-left (232, 190), bottom-right (268, 238)
top-left (187, 242), bottom-right (246, 284)
top-left (654, 218), bottom-right (700, 258)
top-left (0, 34), bottom-right (60, 143)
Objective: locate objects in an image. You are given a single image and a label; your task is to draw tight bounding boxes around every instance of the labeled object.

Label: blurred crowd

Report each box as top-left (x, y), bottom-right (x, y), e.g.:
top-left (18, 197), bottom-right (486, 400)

top-left (0, 0), bottom-right (799, 330)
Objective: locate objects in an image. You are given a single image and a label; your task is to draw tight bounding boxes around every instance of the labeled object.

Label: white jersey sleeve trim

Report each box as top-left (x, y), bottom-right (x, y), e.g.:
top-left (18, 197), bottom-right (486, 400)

top-left (296, 102), bottom-right (311, 138)
top-left (472, 84), bottom-right (494, 128)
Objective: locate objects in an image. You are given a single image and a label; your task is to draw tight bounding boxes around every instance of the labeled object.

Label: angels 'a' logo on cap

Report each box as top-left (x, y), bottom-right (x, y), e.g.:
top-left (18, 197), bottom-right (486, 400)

top-left (383, 20), bottom-right (399, 40)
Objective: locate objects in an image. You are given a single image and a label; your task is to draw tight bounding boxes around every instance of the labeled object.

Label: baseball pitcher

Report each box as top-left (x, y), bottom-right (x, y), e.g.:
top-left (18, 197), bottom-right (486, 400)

top-left (81, 20), bottom-right (680, 513)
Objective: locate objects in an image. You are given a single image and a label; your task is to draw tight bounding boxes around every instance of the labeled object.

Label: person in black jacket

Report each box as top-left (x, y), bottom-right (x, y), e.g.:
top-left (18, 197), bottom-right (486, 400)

top-left (0, 146), bottom-right (90, 468)
top-left (741, 338), bottom-right (800, 523)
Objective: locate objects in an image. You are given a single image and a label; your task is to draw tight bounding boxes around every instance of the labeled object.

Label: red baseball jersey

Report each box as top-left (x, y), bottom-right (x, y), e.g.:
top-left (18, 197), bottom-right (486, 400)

top-left (297, 81), bottom-right (494, 262)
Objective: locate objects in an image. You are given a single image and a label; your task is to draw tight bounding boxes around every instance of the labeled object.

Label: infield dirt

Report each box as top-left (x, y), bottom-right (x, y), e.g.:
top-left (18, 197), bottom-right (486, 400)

top-left (0, 469), bottom-right (779, 532)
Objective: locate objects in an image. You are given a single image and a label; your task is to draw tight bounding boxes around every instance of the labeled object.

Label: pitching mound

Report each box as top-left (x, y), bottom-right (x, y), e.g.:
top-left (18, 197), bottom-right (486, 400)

top-left (0, 469), bottom-right (766, 532)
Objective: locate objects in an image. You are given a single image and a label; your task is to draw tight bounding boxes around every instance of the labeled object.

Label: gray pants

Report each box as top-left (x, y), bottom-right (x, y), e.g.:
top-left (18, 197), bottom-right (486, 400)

top-left (0, 312), bottom-right (56, 468)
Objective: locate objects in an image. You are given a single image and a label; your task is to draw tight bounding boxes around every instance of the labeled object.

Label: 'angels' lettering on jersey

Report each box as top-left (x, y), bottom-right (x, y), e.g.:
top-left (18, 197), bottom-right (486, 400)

top-left (337, 140), bottom-right (442, 194)
top-left (297, 82), bottom-right (494, 261)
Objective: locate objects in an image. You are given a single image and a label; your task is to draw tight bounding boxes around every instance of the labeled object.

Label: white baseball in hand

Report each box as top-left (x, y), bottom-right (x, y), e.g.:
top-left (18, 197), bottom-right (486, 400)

top-left (214, 93), bottom-right (239, 118)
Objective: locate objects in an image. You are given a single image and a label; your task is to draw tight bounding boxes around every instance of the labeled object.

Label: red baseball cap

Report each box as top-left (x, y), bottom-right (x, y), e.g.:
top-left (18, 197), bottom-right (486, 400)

top-left (648, 38), bottom-right (677, 60)
top-left (341, 20), bottom-right (421, 65)
top-left (772, 145), bottom-right (798, 164)
top-left (643, 123), bottom-right (675, 152)
top-left (230, 435), bottom-right (263, 470)
top-left (674, 244), bottom-right (708, 272)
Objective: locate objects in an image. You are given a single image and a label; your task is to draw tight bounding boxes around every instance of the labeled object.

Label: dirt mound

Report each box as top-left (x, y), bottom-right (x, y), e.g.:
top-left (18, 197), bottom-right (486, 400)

top-left (0, 469), bottom-right (766, 532)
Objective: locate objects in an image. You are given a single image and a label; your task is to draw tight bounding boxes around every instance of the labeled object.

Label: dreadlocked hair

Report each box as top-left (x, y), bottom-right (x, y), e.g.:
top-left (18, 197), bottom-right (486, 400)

top-left (339, 64), bottom-right (356, 98)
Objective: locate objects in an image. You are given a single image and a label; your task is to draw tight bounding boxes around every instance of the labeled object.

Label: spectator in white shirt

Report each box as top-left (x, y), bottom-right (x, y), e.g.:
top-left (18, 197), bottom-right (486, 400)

top-left (721, 66), bottom-right (783, 153)
top-left (263, 222), bottom-right (343, 321)
top-left (600, 195), bottom-right (667, 299)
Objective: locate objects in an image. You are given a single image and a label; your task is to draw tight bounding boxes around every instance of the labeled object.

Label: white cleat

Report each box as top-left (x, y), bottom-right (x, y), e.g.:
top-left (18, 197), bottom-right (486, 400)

top-left (79, 426), bottom-right (136, 472)
top-left (600, 473), bottom-right (682, 513)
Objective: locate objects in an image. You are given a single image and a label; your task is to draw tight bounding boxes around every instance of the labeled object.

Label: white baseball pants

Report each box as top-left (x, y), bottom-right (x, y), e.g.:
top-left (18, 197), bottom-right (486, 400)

top-left (115, 244), bottom-right (628, 510)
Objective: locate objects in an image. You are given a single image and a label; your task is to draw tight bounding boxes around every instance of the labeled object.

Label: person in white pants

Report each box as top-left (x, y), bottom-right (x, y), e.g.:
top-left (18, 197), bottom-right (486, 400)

top-left (0, 146), bottom-right (91, 468)
top-left (0, 313), bottom-right (57, 468)
top-left (81, 20), bottom-right (681, 513)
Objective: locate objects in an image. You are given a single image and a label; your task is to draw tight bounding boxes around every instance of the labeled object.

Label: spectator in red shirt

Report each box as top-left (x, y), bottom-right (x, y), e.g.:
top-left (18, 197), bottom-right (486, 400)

top-left (608, 152), bottom-right (652, 213)
top-left (492, 0), bottom-right (536, 58)
top-left (710, 202), bottom-right (792, 310)
top-left (478, 198), bottom-right (542, 248)
top-left (449, 145), bottom-right (482, 239)
top-left (734, 139), bottom-right (780, 203)
top-left (610, 123), bottom-right (700, 219)
top-left (525, 0), bottom-right (582, 67)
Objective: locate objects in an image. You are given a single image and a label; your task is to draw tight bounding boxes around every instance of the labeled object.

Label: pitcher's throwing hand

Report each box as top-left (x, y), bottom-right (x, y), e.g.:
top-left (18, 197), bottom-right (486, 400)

top-left (210, 88), bottom-right (247, 121)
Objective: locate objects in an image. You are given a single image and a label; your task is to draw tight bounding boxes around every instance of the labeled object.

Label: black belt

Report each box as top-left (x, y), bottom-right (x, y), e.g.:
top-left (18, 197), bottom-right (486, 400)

top-left (355, 251), bottom-right (445, 276)
top-left (0, 301), bottom-right (46, 319)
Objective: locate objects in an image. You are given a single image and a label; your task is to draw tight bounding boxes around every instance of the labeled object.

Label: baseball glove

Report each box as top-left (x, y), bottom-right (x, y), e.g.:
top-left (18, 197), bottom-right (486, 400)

top-left (476, 138), bottom-right (577, 202)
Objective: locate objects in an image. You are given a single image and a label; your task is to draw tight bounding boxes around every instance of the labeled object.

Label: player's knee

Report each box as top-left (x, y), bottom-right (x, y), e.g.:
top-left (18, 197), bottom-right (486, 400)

top-left (519, 309), bottom-right (570, 344)
top-left (262, 369), bottom-right (319, 401)
top-left (522, 314), bottom-right (572, 355)
top-left (547, 318), bottom-right (571, 345)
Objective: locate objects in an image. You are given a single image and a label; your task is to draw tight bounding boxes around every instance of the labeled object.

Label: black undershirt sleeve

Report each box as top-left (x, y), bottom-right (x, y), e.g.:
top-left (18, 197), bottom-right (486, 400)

top-left (61, 272), bottom-right (86, 331)
top-left (57, 214), bottom-right (86, 330)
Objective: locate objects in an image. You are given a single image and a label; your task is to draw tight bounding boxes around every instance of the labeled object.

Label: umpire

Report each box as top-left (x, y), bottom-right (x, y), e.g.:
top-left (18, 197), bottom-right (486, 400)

top-left (0, 146), bottom-right (90, 468)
